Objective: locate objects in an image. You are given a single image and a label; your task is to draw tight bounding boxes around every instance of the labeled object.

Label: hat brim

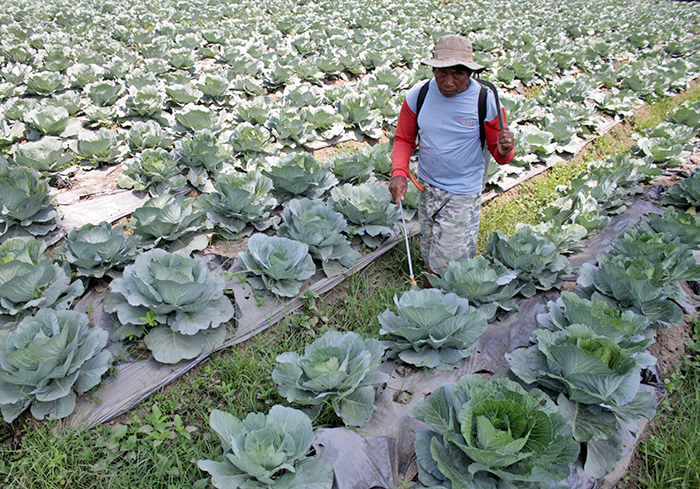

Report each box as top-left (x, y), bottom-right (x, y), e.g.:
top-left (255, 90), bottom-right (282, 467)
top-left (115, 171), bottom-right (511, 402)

top-left (422, 58), bottom-right (485, 72)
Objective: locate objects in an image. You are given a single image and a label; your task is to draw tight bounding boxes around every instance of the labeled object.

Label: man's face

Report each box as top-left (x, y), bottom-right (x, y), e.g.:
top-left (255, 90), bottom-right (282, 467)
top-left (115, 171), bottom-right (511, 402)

top-left (433, 66), bottom-right (471, 97)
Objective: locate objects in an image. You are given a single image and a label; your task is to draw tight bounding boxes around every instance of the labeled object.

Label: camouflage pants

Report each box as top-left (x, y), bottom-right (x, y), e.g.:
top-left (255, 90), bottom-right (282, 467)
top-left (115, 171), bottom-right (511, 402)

top-left (418, 180), bottom-right (481, 275)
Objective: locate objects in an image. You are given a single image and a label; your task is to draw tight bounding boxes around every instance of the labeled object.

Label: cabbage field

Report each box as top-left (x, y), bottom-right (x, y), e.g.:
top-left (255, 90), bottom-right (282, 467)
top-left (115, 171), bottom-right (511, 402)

top-left (1, 0), bottom-right (700, 487)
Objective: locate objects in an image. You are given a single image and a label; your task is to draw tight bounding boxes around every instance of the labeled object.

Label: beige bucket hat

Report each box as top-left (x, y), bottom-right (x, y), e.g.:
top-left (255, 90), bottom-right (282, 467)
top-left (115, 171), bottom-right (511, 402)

top-left (422, 34), bottom-right (485, 72)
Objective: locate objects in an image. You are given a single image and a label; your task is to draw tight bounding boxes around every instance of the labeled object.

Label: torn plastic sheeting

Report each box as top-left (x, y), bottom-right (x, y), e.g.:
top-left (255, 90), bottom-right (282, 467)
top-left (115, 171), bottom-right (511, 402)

top-left (312, 195), bottom-right (684, 489)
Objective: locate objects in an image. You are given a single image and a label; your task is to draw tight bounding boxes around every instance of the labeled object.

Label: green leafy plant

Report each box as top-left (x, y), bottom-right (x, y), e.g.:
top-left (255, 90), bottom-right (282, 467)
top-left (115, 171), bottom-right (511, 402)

top-left (272, 330), bottom-right (388, 426)
top-left (426, 257), bottom-right (523, 321)
top-left (104, 248), bottom-right (234, 364)
top-left (661, 169), bottom-right (700, 208)
top-left (58, 221), bottom-right (140, 279)
top-left (485, 228), bottom-right (571, 297)
top-left (197, 405), bottom-right (333, 489)
top-left (128, 194), bottom-right (206, 250)
top-left (197, 170), bottom-right (279, 239)
top-left (329, 182), bottom-right (400, 249)
top-left (277, 198), bottom-right (358, 277)
top-left (70, 127), bottom-right (129, 167)
top-left (237, 234), bottom-right (317, 298)
top-left (576, 229), bottom-right (700, 329)
top-left (24, 105), bottom-right (80, 137)
top-left (328, 151), bottom-right (374, 185)
top-left (638, 206), bottom-right (700, 249)
top-left (506, 325), bottom-right (656, 478)
top-left (410, 374), bottom-right (579, 489)
top-left (537, 291), bottom-right (653, 352)
top-left (262, 153), bottom-right (338, 201)
top-left (0, 309), bottom-right (112, 422)
top-left (9, 136), bottom-right (74, 174)
top-left (377, 288), bottom-right (488, 370)
top-left (118, 148), bottom-right (187, 197)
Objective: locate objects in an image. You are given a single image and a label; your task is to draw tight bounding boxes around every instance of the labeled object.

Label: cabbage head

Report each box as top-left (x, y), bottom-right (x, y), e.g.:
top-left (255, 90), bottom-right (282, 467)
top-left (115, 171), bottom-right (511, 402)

top-left (238, 234), bottom-right (316, 298)
top-left (9, 136), bottom-right (75, 174)
top-left (485, 228), bottom-right (571, 297)
top-left (262, 153), bottom-right (338, 201)
top-left (378, 289), bottom-right (488, 370)
top-left (506, 325), bottom-right (656, 478)
top-left (328, 151), bottom-right (374, 185)
top-left (426, 257), bottom-right (523, 322)
top-left (277, 198), bottom-right (358, 277)
top-left (197, 170), bottom-right (278, 240)
top-left (128, 194), bottom-right (206, 250)
top-left (104, 249), bottom-right (233, 364)
top-left (574, 228), bottom-right (700, 331)
top-left (329, 182), bottom-right (400, 249)
top-left (118, 148), bottom-right (187, 197)
top-left (410, 374), bottom-right (579, 489)
top-left (272, 330), bottom-right (389, 426)
top-left (197, 405), bottom-right (333, 489)
top-left (0, 309), bottom-right (112, 422)
top-left (0, 238), bottom-right (84, 330)
top-left (0, 166), bottom-right (62, 241)
top-left (537, 291), bottom-right (653, 352)
top-left (59, 222), bottom-right (140, 278)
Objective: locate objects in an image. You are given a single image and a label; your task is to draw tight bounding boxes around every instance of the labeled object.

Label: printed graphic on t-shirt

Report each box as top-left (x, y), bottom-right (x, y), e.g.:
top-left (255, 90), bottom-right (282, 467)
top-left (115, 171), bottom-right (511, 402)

top-left (454, 116), bottom-right (477, 126)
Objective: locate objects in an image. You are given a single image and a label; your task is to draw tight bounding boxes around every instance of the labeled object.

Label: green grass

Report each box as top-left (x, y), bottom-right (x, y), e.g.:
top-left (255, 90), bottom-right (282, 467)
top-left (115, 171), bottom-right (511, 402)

top-left (623, 347), bottom-right (700, 489)
top-left (478, 158), bottom-right (586, 249)
top-left (632, 82), bottom-right (700, 131)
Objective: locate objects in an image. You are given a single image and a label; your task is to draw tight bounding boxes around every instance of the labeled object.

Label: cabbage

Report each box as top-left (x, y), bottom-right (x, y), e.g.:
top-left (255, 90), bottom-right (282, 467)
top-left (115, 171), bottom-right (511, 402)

top-left (0, 309), bottom-right (112, 422)
top-left (104, 249), bottom-right (233, 364)
top-left (426, 257), bottom-right (523, 321)
top-left (0, 238), bottom-right (84, 330)
top-left (197, 170), bottom-right (279, 239)
top-left (507, 325), bottom-right (656, 478)
top-left (378, 288), bottom-right (488, 370)
top-left (59, 222), bottom-right (140, 278)
top-left (262, 153), bottom-right (338, 201)
top-left (238, 234), bottom-right (316, 298)
top-left (0, 166), bottom-right (62, 240)
top-left (485, 228), bottom-right (572, 297)
top-left (329, 182), bottom-right (400, 249)
top-left (410, 374), bottom-right (579, 489)
top-left (273, 330), bottom-right (388, 426)
top-left (197, 406), bottom-right (333, 489)
top-left (277, 198), bottom-right (358, 277)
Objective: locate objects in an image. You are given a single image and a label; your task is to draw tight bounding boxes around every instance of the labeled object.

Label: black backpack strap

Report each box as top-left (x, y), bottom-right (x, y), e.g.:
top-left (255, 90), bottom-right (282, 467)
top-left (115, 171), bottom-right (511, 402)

top-left (478, 85), bottom-right (487, 150)
top-left (415, 79), bottom-right (431, 131)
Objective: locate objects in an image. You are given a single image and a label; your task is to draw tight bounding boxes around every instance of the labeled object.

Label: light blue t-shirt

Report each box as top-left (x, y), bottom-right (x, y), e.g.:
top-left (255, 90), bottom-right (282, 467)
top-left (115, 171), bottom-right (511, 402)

top-left (405, 78), bottom-right (498, 195)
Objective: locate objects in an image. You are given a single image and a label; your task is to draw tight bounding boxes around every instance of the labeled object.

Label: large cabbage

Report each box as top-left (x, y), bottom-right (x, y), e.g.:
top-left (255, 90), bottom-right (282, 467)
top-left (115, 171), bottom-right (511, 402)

top-left (506, 325), bottom-right (656, 478)
top-left (197, 405), bottom-right (333, 489)
top-left (0, 238), bottom-right (84, 330)
top-left (238, 234), bottom-right (316, 298)
top-left (104, 249), bottom-right (234, 364)
top-left (410, 374), bottom-right (579, 489)
top-left (272, 330), bottom-right (388, 427)
top-left (377, 289), bottom-right (488, 370)
top-left (329, 182), bottom-right (400, 249)
top-left (59, 222), bottom-right (140, 279)
top-left (0, 166), bottom-right (62, 241)
top-left (426, 257), bottom-right (523, 321)
top-left (197, 170), bottom-right (279, 240)
top-left (0, 309), bottom-right (112, 422)
top-left (276, 198), bottom-right (358, 277)
top-left (485, 228), bottom-right (572, 297)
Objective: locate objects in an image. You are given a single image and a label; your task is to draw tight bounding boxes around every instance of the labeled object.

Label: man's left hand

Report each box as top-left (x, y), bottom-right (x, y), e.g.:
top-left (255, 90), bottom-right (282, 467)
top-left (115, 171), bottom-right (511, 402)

top-left (497, 127), bottom-right (515, 157)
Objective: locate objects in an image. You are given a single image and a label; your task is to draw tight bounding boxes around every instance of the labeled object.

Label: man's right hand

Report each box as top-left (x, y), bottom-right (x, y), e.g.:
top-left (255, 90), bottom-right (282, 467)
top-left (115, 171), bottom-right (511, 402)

top-left (389, 175), bottom-right (407, 203)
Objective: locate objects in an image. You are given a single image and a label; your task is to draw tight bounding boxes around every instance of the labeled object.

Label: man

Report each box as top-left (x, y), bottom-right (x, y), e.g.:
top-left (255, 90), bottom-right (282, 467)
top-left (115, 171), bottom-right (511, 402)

top-left (389, 34), bottom-right (515, 281)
